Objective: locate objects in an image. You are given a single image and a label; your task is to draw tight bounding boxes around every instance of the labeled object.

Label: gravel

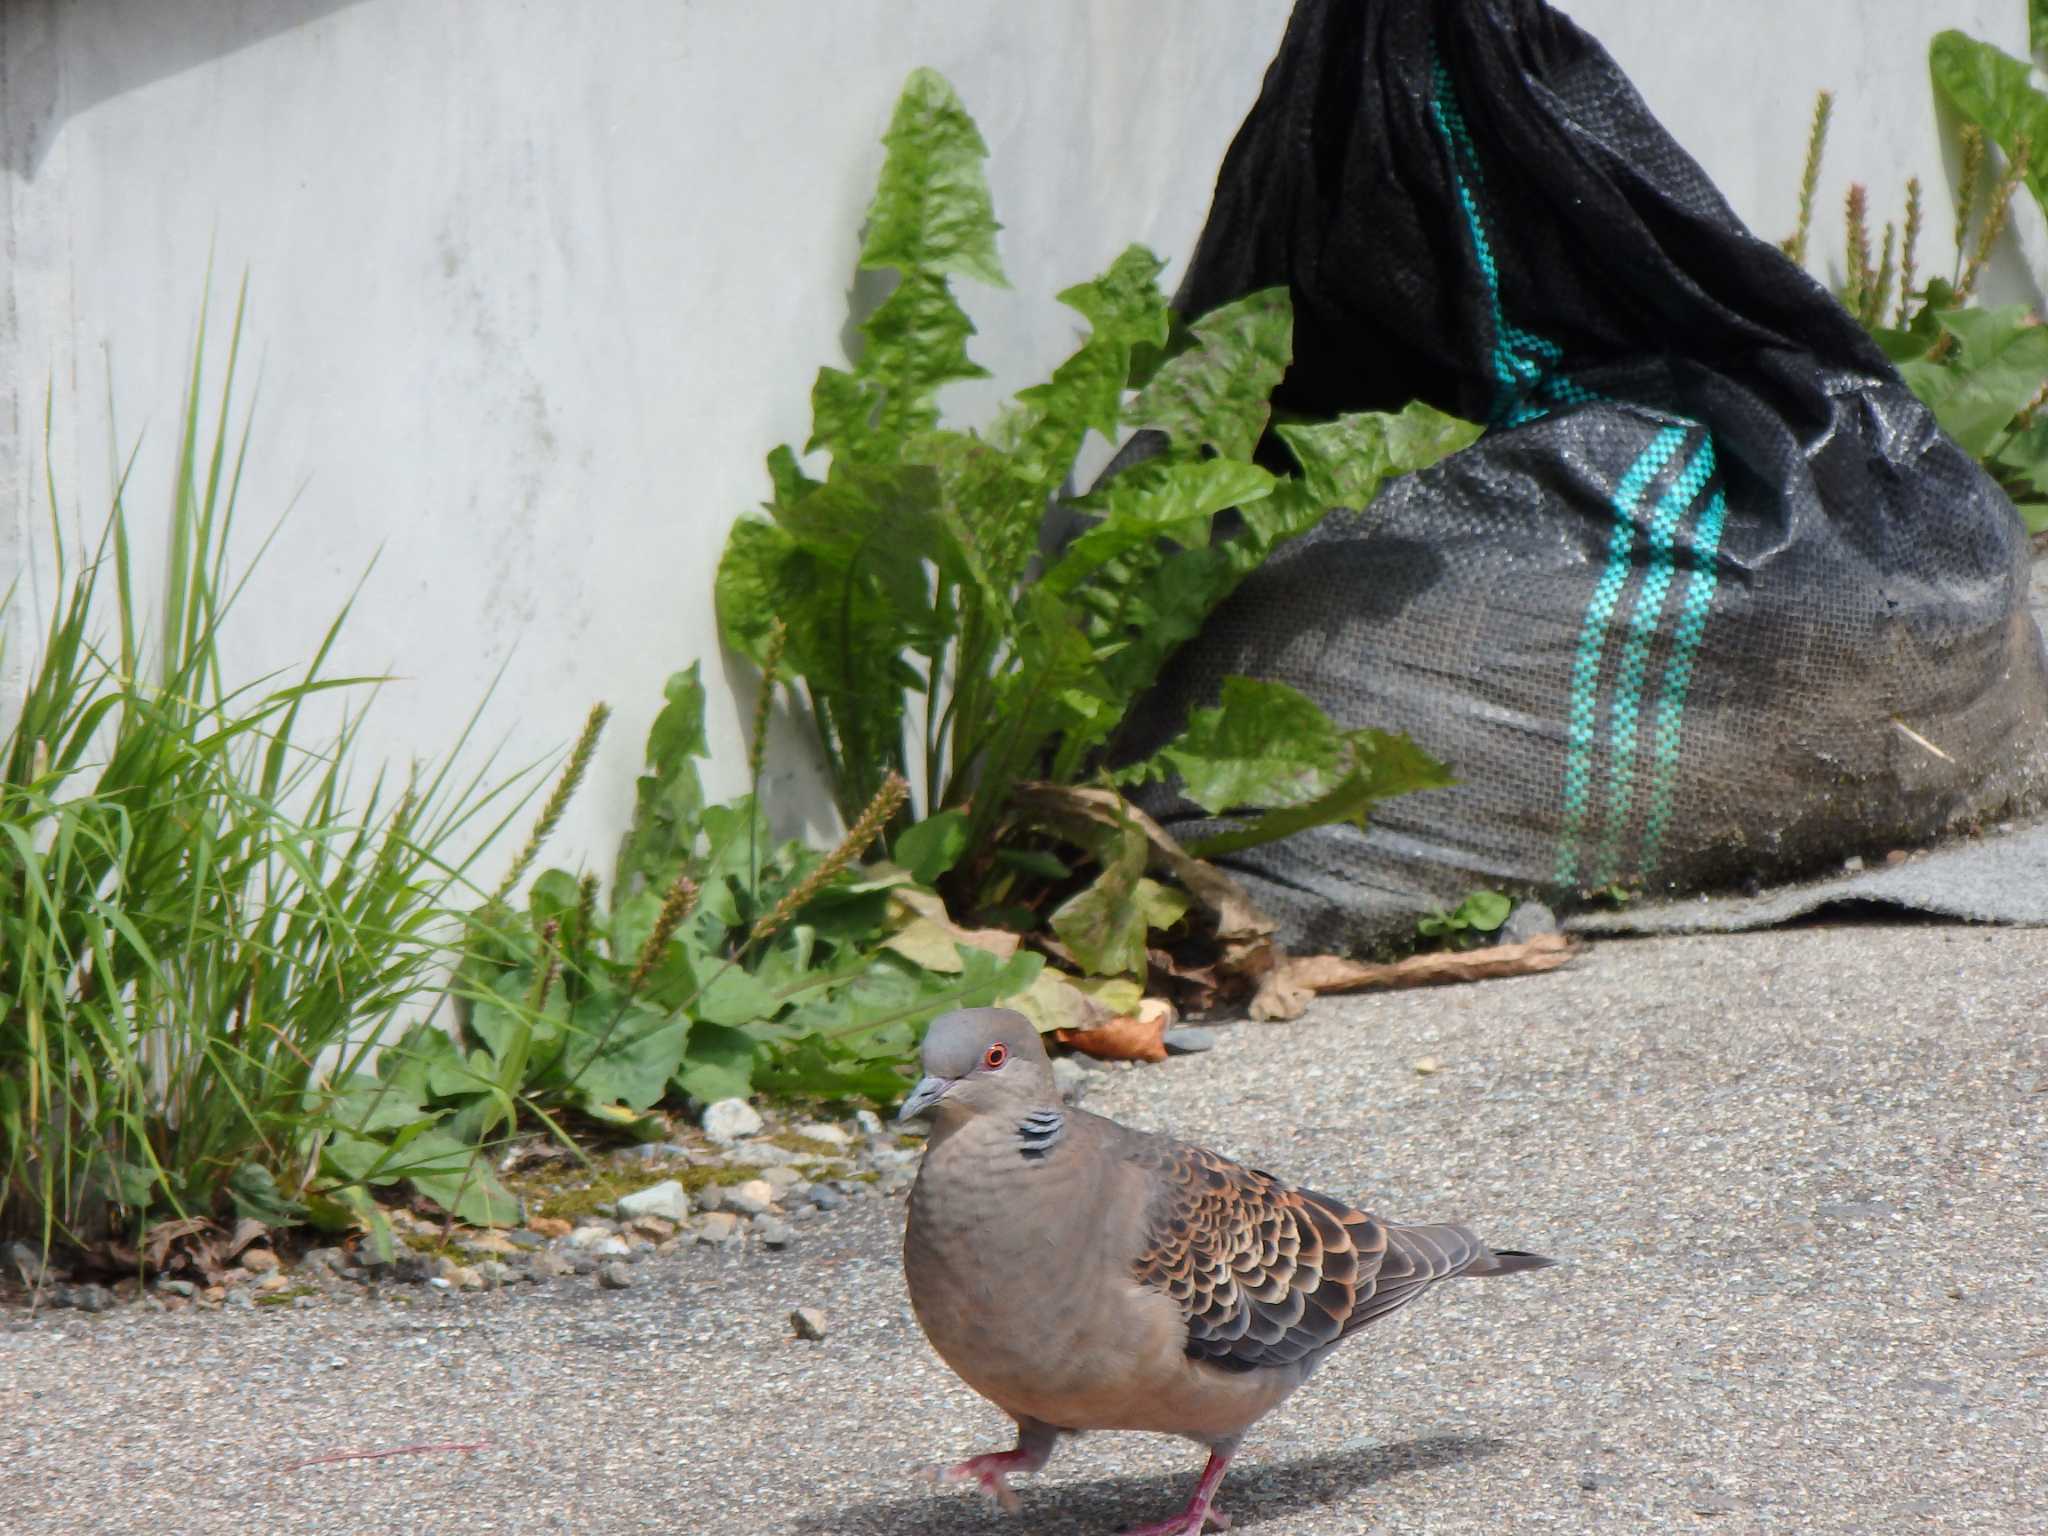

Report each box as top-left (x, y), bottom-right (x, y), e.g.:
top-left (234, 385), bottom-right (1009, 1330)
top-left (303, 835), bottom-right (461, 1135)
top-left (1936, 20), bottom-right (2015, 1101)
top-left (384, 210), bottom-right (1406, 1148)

top-left (2, 921), bottom-right (2044, 1533)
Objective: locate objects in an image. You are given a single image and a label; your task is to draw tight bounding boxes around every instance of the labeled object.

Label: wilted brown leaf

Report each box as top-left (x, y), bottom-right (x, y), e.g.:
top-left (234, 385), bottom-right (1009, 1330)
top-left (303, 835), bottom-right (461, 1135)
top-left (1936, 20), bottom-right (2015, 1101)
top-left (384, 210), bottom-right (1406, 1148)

top-left (1054, 1008), bottom-right (1170, 1063)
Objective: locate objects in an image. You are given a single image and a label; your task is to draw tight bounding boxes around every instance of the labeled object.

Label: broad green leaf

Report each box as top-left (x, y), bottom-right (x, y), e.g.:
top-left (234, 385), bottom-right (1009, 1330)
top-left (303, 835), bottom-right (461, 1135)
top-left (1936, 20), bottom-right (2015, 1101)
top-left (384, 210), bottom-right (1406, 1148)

top-left (770, 949), bottom-right (1043, 1078)
top-left (1140, 677), bottom-right (1347, 815)
top-left (674, 1020), bottom-right (759, 1103)
top-left (226, 1162), bottom-right (305, 1225)
top-left (1044, 458), bottom-right (1277, 596)
top-left (1993, 416), bottom-right (2048, 499)
top-left (1132, 287), bottom-right (1294, 461)
top-left (1930, 29), bottom-right (2048, 216)
top-left (895, 809), bottom-right (970, 884)
top-left (860, 272), bottom-right (991, 445)
top-left (1899, 307), bottom-right (2048, 457)
top-left (1131, 876), bottom-right (1190, 933)
top-left (765, 443), bottom-right (820, 507)
top-left (859, 68), bottom-right (1008, 287)
top-left (1014, 246), bottom-right (1171, 467)
top-left (1277, 403), bottom-right (1483, 512)
top-left (401, 1134), bottom-right (524, 1227)
top-left (1049, 818), bottom-right (1149, 976)
top-left (1458, 890), bottom-right (1512, 931)
top-left (808, 366), bottom-right (875, 460)
top-left (2034, 0), bottom-right (2047, 60)
top-left (615, 665), bottom-right (709, 895)
top-left (995, 846), bottom-right (1071, 880)
top-left (715, 515), bottom-right (800, 660)
top-left (1185, 730), bottom-right (1455, 859)
top-left (562, 996), bottom-right (689, 1112)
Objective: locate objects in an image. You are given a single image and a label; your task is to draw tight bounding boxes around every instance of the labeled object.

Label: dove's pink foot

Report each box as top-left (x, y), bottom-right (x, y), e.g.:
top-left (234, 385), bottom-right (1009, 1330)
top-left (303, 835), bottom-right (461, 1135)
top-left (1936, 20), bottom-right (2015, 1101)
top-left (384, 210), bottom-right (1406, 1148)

top-left (919, 1421), bottom-right (1059, 1514)
top-left (1115, 1449), bottom-right (1235, 1535)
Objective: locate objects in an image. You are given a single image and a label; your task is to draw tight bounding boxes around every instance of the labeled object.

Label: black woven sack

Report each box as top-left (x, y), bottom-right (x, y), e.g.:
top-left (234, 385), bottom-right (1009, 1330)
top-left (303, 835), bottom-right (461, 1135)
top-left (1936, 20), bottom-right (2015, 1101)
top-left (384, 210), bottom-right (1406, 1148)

top-left (1116, 0), bottom-right (2048, 952)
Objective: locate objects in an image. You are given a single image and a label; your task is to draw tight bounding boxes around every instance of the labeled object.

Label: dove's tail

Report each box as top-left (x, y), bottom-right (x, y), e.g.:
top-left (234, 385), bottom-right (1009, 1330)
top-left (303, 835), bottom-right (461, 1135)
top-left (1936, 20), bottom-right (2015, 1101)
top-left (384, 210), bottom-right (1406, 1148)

top-left (1472, 1247), bottom-right (1556, 1276)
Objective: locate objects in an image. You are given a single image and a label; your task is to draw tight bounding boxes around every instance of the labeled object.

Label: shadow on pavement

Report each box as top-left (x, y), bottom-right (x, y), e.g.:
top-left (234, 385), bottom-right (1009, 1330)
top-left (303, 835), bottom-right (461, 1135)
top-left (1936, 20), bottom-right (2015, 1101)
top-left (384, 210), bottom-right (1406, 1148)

top-left (795, 1434), bottom-right (1503, 1533)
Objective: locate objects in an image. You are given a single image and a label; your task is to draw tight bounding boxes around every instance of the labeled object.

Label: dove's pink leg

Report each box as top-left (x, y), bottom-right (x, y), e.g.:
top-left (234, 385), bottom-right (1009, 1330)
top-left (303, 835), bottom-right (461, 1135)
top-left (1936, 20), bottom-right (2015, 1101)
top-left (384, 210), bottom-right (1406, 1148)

top-left (920, 1419), bottom-right (1059, 1513)
top-left (1115, 1449), bottom-right (1234, 1535)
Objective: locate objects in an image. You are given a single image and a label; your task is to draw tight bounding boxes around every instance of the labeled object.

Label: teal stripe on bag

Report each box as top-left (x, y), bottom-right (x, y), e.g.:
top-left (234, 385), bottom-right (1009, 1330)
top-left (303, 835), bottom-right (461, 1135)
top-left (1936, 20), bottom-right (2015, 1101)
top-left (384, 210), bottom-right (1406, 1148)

top-left (1590, 439), bottom-right (1718, 886)
top-left (1553, 426), bottom-right (1689, 886)
top-left (1639, 474), bottom-right (1729, 869)
top-left (1428, 58), bottom-right (1594, 426)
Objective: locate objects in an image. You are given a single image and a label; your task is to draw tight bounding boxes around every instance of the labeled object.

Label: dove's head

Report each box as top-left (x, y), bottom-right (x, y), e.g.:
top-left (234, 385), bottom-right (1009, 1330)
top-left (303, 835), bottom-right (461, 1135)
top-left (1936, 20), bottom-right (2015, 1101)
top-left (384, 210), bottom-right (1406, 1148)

top-left (896, 1007), bottom-right (1056, 1128)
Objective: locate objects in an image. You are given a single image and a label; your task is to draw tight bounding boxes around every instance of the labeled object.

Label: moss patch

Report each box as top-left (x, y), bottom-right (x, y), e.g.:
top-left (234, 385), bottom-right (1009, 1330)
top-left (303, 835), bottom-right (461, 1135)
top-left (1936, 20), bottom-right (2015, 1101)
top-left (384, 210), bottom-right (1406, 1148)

top-left (765, 1132), bottom-right (844, 1158)
top-left (508, 1163), bottom-right (768, 1223)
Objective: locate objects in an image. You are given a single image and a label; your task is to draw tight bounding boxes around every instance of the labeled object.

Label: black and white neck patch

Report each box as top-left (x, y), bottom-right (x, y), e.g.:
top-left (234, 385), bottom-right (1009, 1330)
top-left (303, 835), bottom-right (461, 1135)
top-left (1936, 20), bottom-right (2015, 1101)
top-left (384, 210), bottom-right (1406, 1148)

top-left (1015, 1108), bottom-right (1065, 1159)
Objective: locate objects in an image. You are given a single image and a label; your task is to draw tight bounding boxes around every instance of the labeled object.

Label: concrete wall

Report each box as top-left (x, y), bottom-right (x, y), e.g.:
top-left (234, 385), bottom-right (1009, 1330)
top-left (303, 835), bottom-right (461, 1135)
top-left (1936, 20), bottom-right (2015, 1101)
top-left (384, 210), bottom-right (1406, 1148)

top-left (2, 0), bottom-right (2040, 890)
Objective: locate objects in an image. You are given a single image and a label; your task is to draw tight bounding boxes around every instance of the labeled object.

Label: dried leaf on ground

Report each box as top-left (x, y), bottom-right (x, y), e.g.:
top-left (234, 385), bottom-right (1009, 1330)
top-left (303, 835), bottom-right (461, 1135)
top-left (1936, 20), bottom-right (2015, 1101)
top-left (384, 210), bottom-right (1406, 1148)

top-left (1054, 1009), bottom-right (1170, 1063)
top-left (1250, 934), bottom-right (1578, 1021)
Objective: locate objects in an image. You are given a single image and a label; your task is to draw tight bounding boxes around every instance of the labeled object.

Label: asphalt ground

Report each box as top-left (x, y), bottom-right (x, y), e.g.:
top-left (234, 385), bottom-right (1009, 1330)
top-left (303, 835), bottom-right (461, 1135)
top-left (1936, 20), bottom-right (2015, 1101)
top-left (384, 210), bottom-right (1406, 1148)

top-left (4, 919), bottom-right (2045, 1535)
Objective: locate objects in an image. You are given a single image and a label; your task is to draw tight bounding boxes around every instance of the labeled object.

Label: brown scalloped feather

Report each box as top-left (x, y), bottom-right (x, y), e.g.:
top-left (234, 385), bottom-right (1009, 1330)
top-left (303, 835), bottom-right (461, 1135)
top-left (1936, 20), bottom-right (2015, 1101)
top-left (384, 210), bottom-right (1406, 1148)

top-left (1130, 1140), bottom-right (1489, 1372)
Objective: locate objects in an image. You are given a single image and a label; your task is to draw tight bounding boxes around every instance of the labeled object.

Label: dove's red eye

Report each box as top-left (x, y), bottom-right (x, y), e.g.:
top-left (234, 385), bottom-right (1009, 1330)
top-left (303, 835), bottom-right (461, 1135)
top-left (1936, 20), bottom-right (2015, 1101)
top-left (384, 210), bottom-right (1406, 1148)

top-left (982, 1043), bottom-right (1008, 1070)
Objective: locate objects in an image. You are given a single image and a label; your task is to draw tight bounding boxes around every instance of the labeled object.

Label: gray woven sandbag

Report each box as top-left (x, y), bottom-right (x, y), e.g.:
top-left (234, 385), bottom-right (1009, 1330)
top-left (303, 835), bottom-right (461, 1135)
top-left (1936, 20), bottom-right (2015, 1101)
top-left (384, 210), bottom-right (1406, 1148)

top-left (1112, 0), bottom-right (2048, 953)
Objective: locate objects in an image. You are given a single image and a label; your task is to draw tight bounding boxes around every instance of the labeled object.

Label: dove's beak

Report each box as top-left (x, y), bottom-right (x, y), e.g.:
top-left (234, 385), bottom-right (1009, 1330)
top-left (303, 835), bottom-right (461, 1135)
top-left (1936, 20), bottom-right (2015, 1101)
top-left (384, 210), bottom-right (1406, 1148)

top-left (896, 1074), bottom-right (952, 1123)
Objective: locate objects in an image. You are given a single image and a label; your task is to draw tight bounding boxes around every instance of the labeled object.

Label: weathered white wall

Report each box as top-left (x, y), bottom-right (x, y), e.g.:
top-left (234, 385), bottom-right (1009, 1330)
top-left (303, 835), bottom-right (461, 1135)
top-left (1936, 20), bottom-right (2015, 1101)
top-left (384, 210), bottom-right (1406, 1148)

top-left (2, 0), bottom-right (2039, 891)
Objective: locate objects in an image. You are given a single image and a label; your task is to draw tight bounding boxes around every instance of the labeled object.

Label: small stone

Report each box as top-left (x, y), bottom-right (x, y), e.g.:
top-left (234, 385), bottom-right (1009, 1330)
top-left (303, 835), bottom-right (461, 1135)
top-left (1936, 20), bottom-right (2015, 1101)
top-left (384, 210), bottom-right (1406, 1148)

top-left (754, 1217), bottom-right (794, 1248)
top-left (566, 1225), bottom-right (618, 1250)
top-left (475, 1260), bottom-right (516, 1289)
top-left (392, 1253), bottom-right (435, 1284)
top-left (853, 1109), bottom-right (884, 1137)
top-left (449, 1265), bottom-right (484, 1292)
top-left (457, 1230), bottom-right (517, 1257)
top-left (692, 1183), bottom-right (725, 1213)
top-left (529, 1251), bottom-right (574, 1279)
top-left (67, 1283), bottom-right (116, 1313)
top-left (701, 1099), bottom-right (765, 1145)
top-left (3, 1240), bottom-right (52, 1286)
top-left (593, 1236), bottom-right (631, 1259)
top-left (1500, 900), bottom-right (1559, 944)
top-left (254, 1273), bottom-right (290, 1295)
top-left (617, 1180), bottom-right (692, 1223)
top-left (224, 1289), bottom-right (255, 1311)
top-left (1052, 1056), bottom-right (1090, 1105)
top-left (735, 1141), bottom-right (795, 1167)
top-left (793, 1122), bottom-right (851, 1148)
top-left (1162, 1025), bottom-right (1217, 1055)
top-left (240, 1247), bottom-right (280, 1274)
top-left (759, 1166), bottom-right (802, 1191)
top-left (1579, 1471), bottom-right (1620, 1491)
top-left (1841, 855), bottom-right (1866, 873)
top-left (503, 1229), bottom-right (546, 1250)
top-left (596, 1261), bottom-right (634, 1290)
top-left (790, 1306), bottom-right (828, 1341)
top-left (156, 1279), bottom-right (196, 1298)
top-left (655, 1238), bottom-right (684, 1258)
top-left (629, 1216), bottom-right (677, 1242)
top-left (1414, 1056), bottom-right (1442, 1076)
top-left (1885, 848), bottom-right (1910, 864)
top-left (807, 1186), bottom-right (845, 1213)
top-left (202, 1285), bottom-right (227, 1304)
top-left (695, 1213), bottom-right (741, 1244)
top-left (301, 1247), bottom-right (346, 1274)
top-left (527, 1216), bottom-right (573, 1239)
top-left (724, 1180), bottom-right (777, 1217)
